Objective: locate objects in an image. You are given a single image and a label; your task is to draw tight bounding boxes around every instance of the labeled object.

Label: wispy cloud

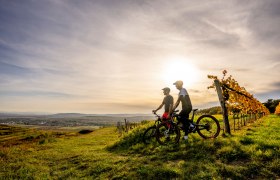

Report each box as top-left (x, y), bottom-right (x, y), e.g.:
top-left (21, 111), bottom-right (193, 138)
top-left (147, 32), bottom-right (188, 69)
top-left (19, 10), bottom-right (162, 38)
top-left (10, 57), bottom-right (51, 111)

top-left (0, 90), bottom-right (78, 98)
top-left (255, 89), bottom-right (280, 102)
top-left (247, 0), bottom-right (280, 48)
top-left (0, 61), bottom-right (35, 77)
top-left (271, 82), bottom-right (280, 89)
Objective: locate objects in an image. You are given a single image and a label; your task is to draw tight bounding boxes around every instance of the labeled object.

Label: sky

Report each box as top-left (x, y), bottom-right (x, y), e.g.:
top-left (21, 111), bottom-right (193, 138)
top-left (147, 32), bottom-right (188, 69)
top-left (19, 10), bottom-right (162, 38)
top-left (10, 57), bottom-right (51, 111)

top-left (0, 0), bottom-right (279, 114)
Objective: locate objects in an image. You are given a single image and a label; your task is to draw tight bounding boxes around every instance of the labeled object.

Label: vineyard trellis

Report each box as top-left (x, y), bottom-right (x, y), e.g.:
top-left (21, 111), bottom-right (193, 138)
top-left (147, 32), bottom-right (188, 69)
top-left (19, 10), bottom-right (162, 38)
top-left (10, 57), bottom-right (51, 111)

top-left (208, 70), bottom-right (270, 134)
top-left (232, 112), bottom-right (265, 131)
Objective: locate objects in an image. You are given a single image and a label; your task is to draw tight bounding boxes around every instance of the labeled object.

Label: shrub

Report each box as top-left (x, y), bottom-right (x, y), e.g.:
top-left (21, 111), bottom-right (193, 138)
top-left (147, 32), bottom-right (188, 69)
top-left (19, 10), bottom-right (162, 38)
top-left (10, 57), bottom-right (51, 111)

top-left (78, 130), bottom-right (93, 134)
top-left (275, 102), bottom-right (280, 115)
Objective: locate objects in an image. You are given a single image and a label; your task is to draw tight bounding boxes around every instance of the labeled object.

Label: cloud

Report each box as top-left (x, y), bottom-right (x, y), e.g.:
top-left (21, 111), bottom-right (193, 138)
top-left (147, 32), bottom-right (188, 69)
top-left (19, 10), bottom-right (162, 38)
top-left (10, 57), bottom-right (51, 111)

top-left (189, 89), bottom-right (201, 93)
top-left (0, 61), bottom-right (35, 77)
top-left (271, 82), bottom-right (280, 88)
top-left (0, 90), bottom-right (79, 98)
top-left (255, 89), bottom-right (280, 102)
top-left (247, 0), bottom-right (280, 47)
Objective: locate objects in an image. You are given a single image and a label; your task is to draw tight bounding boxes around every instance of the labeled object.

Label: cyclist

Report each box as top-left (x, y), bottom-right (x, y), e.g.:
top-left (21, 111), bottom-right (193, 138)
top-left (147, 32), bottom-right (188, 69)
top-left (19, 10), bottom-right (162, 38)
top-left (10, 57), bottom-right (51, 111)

top-left (172, 80), bottom-right (193, 140)
top-left (152, 87), bottom-right (174, 121)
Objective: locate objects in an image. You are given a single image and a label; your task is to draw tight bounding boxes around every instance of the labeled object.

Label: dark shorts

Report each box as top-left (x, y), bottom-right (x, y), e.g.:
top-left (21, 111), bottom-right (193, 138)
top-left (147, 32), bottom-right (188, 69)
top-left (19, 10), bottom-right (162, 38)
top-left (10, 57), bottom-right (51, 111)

top-left (179, 109), bottom-right (192, 135)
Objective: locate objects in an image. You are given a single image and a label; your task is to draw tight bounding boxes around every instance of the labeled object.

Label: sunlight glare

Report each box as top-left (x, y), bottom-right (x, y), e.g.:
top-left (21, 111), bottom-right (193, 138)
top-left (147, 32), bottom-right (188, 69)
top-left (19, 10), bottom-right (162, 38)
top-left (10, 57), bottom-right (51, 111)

top-left (161, 57), bottom-right (199, 87)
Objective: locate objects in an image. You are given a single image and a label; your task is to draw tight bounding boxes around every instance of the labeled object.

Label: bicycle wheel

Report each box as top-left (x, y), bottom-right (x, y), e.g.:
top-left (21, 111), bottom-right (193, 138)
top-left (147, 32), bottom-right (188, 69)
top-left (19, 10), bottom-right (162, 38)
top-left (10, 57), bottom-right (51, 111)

top-left (196, 115), bottom-right (220, 139)
top-left (156, 122), bottom-right (180, 145)
top-left (143, 126), bottom-right (157, 144)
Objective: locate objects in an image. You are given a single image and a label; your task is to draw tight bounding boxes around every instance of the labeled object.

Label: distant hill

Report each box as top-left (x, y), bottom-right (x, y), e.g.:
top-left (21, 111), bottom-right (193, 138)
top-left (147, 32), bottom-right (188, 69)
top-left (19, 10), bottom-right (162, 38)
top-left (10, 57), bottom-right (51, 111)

top-left (0, 112), bottom-right (154, 126)
top-left (197, 106), bottom-right (222, 115)
top-left (47, 113), bottom-right (91, 118)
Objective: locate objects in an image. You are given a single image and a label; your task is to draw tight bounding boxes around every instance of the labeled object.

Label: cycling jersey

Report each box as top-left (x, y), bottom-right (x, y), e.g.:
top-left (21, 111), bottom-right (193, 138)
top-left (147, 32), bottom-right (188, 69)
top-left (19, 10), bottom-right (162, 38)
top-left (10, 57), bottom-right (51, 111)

top-left (178, 88), bottom-right (192, 113)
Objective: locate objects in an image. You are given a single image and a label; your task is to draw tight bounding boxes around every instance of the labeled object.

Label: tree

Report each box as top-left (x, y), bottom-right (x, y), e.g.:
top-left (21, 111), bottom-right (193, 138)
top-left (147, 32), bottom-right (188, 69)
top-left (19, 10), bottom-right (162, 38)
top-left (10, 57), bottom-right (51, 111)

top-left (263, 99), bottom-right (280, 113)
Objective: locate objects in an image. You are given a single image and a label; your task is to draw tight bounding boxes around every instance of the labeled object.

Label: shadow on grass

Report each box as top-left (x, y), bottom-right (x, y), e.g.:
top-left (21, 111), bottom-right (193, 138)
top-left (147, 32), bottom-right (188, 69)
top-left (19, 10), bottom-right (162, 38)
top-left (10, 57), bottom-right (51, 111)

top-left (106, 124), bottom-right (280, 179)
top-left (78, 129), bottom-right (93, 134)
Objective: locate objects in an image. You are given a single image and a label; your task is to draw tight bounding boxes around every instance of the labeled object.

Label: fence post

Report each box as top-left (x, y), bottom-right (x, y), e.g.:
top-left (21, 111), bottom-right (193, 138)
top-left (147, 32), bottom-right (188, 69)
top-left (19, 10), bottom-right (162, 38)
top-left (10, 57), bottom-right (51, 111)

top-left (233, 114), bottom-right (236, 131)
top-left (124, 118), bottom-right (128, 132)
top-left (214, 80), bottom-right (231, 135)
top-left (238, 113), bottom-right (241, 129)
top-left (233, 113), bottom-right (240, 131)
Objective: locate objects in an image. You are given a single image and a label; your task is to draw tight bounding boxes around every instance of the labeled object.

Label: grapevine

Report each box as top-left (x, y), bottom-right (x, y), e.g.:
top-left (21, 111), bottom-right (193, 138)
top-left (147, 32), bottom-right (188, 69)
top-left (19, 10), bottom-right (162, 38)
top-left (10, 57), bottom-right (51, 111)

top-left (275, 102), bottom-right (280, 116)
top-left (208, 70), bottom-right (270, 115)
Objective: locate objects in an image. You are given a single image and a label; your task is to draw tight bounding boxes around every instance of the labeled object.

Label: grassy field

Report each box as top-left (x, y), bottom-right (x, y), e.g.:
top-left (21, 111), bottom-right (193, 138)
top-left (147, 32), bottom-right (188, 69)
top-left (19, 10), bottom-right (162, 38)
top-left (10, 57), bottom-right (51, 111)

top-left (1, 115), bottom-right (280, 179)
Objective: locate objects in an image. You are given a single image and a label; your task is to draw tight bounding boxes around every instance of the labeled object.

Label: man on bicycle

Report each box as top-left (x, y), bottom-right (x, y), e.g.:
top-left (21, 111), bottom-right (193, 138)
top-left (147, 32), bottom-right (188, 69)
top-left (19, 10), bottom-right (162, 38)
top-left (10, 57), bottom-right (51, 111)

top-left (152, 87), bottom-right (174, 120)
top-left (172, 80), bottom-right (193, 140)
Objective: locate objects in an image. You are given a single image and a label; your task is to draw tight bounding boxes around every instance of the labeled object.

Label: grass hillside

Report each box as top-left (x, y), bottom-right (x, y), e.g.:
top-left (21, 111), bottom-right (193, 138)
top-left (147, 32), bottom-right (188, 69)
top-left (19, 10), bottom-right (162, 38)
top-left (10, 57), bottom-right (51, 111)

top-left (1, 115), bottom-right (280, 179)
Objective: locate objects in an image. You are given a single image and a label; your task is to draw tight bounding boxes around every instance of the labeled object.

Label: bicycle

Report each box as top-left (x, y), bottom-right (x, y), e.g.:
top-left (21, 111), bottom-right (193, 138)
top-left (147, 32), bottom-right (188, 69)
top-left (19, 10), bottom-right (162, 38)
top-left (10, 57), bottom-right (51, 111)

top-left (142, 112), bottom-right (162, 144)
top-left (156, 109), bottom-right (221, 145)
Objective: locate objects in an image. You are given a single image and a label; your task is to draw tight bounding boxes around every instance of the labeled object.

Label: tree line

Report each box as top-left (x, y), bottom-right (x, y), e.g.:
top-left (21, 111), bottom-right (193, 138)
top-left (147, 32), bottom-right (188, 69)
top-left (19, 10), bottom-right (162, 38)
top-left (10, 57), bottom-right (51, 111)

top-left (263, 99), bottom-right (280, 114)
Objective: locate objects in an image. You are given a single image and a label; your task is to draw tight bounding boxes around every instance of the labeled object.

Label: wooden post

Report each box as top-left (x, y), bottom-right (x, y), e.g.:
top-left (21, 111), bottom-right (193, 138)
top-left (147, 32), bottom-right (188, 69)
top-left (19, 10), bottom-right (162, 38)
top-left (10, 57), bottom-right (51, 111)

top-left (124, 118), bottom-right (128, 132)
top-left (238, 114), bottom-right (240, 129)
top-left (233, 113), bottom-right (240, 130)
top-left (214, 80), bottom-right (231, 135)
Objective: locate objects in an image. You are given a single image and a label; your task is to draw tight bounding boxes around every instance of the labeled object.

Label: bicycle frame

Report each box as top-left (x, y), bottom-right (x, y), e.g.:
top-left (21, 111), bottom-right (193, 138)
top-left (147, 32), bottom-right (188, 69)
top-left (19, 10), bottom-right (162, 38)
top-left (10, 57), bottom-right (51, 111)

top-left (171, 109), bottom-right (207, 132)
top-left (158, 109), bottom-right (213, 132)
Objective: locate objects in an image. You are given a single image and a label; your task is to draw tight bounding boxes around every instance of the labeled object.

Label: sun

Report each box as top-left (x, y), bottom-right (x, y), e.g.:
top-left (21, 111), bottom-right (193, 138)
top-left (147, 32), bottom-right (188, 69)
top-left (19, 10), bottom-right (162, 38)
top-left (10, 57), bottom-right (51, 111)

top-left (161, 57), bottom-right (199, 87)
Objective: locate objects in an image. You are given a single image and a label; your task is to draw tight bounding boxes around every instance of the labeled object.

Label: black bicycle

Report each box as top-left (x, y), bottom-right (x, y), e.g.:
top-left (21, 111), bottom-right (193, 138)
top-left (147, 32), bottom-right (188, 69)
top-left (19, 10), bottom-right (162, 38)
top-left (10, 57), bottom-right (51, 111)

top-left (156, 109), bottom-right (221, 145)
top-left (142, 112), bottom-right (162, 144)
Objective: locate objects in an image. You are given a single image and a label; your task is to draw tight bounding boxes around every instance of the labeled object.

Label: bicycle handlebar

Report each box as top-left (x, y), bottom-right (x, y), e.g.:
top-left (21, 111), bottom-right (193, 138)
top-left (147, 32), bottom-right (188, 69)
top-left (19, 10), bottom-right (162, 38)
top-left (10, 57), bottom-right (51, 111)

top-left (153, 109), bottom-right (180, 118)
top-left (153, 112), bottom-right (161, 118)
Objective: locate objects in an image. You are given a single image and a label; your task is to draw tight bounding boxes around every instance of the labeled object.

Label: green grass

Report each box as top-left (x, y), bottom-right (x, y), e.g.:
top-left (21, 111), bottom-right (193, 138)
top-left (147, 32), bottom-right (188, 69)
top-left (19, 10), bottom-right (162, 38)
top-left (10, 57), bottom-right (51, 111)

top-left (1, 115), bottom-right (280, 179)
